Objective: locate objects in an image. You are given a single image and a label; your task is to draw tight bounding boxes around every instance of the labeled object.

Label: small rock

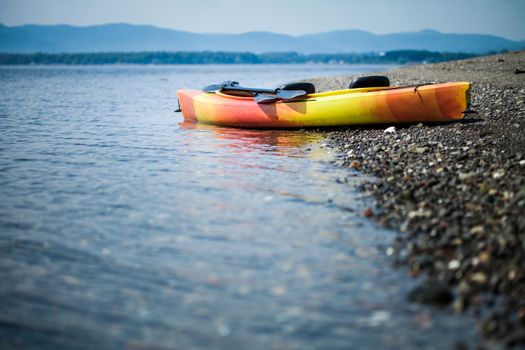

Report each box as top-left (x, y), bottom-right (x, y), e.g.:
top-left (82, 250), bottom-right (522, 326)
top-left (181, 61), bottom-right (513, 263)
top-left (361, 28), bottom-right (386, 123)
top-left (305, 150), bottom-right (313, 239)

top-left (470, 225), bottom-right (485, 235)
top-left (349, 160), bottom-right (361, 169)
top-left (492, 170), bottom-right (505, 179)
top-left (367, 310), bottom-right (392, 327)
top-left (384, 126), bottom-right (396, 133)
top-left (362, 207), bottom-right (374, 218)
top-left (409, 281), bottom-right (454, 305)
top-left (470, 272), bottom-right (488, 284)
top-left (448, 260), bottom-right (461, 270)
top-left (479, 251), bottom-right (491, 264)
top-left (459, 172), bottom-right (475, 180)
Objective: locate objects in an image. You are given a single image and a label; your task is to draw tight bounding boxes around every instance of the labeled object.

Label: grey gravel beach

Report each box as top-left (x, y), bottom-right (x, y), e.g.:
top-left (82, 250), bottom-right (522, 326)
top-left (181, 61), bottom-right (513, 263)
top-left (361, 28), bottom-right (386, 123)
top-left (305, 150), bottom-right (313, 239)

top-left (313, 51), bottom-right (525, 346)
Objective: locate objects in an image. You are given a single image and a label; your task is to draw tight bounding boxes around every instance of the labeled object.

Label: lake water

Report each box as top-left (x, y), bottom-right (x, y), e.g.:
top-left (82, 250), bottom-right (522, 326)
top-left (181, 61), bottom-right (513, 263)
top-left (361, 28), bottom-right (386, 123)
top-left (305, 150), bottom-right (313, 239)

top-left (0, 64), bottom-right (479, 349)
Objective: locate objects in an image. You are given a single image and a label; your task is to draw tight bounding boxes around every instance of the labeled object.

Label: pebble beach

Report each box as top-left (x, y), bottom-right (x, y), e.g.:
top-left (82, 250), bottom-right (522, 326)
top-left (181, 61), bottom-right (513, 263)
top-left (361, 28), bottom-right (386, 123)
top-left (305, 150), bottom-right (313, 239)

top-left (312, 51), bottom-right (525, 346)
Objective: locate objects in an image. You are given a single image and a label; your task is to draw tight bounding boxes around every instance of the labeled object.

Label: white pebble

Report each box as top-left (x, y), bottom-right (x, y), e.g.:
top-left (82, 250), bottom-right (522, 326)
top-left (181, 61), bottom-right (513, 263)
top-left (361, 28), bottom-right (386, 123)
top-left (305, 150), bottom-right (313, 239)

top-left (493, 170), bottom-right (505, 179)
top-left (448, 260), bottom-right (460, 269)
top-left (368, 310), bottom-right (391, 327)
top-left (384, 126), bottom-right (396, 133)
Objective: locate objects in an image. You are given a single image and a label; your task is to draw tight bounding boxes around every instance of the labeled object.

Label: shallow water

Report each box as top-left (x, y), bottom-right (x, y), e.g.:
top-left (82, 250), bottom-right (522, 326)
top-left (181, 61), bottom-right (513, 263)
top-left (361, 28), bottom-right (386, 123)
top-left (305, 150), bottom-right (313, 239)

top-left (0, 64), bottom-right (479, 349)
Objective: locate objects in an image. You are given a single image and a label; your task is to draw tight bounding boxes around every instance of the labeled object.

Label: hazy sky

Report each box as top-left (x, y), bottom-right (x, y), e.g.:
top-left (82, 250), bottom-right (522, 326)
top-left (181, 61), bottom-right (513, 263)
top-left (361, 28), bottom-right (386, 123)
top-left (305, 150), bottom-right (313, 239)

top-left (1, 0), bottom-right (524, 40)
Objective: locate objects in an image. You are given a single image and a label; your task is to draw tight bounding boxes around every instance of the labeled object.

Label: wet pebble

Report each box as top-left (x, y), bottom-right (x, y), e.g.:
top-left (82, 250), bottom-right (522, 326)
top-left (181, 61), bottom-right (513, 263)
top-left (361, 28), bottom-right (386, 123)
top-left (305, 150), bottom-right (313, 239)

top-left (408, 281), bottom-right (454, 306)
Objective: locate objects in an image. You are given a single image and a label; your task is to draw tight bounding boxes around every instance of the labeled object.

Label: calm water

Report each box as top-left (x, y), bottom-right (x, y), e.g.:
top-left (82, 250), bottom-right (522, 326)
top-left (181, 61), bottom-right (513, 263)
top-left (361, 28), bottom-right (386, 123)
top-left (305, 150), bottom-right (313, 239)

top-left (0, 65), bottom-right (479, 349)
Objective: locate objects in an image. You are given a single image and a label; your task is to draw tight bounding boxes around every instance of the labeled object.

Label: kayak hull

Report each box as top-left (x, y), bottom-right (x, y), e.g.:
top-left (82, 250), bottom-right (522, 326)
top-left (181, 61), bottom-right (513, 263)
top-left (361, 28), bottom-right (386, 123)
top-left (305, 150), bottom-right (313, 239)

top-left (177, 82), bottom-right (471, 129)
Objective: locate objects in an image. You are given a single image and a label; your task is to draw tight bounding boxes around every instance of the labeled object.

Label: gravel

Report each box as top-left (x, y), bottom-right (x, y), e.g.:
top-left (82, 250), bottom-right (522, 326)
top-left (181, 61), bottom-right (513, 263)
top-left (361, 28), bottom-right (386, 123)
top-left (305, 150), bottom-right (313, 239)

top-left (313, 51), bottom-right (525, 346)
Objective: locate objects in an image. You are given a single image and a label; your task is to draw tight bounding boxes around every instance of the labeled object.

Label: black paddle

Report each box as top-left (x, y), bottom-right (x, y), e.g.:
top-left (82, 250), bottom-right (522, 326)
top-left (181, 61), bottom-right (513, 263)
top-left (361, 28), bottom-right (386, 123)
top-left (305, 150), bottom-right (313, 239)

top-left (202, 81), bottom-right (240, 93)
top-left (254, 93), bottom-right (278, 104)
top-left (202, 81), bottom-right (307, 103)
top-left (254, 90), bottom-right (309, 103)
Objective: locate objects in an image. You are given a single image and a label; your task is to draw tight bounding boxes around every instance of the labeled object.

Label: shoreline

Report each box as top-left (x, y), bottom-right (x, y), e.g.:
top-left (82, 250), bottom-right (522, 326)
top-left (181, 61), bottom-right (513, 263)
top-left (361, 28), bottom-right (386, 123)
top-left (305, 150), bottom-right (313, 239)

top-left (314, 51), bottom-right (525, 346)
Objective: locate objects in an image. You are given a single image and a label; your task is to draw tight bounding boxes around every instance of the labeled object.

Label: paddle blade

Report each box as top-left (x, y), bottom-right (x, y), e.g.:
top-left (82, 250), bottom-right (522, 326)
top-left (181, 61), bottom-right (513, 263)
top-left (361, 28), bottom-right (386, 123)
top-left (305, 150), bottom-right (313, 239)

top-left (276, 89), bottom-right (307, 100)
top-left (202, 83), bottom-right (223, 92)
top-left (255, 93), bottom-right (279, 104)
top-left (255, 89), bottom-right (307, 104)
top-left (174, 98), bottom-right (181, 112)
top-left (202, 83), bottom-right (222, 92)
top-left (203, 80), bottom-right (239, 92)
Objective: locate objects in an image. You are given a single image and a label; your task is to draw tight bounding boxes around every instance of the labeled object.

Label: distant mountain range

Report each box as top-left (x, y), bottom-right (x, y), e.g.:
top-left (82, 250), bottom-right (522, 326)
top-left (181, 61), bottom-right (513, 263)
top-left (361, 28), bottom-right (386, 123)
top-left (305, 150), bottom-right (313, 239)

top-left (1, 23), bottom-right (524, 54)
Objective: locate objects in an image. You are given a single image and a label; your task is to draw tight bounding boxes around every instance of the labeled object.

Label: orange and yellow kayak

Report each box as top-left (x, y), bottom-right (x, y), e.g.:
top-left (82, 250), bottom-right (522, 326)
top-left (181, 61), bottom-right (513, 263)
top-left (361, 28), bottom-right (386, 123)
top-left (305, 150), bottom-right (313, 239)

top-left (177, 82), bottom-right (471, 129)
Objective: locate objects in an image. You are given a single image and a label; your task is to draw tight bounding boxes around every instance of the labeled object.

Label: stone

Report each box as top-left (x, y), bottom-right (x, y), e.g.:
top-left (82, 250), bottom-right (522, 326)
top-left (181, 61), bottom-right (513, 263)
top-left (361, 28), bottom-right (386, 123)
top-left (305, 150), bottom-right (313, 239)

top-left (409, 281), bottom-right (454, 306)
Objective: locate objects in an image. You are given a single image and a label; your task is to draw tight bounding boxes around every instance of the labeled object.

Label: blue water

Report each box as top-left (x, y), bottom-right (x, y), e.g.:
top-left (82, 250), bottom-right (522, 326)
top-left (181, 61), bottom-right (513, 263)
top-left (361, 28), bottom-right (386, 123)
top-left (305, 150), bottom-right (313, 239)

top-left (0, 64), bottom-right (480, 349)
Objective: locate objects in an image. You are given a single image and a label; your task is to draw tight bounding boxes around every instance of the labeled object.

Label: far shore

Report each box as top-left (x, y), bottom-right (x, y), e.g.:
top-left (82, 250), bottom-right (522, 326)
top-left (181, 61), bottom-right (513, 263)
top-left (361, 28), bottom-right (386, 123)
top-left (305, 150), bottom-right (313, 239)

top-left (0, 50), bottom-right (477, 65)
